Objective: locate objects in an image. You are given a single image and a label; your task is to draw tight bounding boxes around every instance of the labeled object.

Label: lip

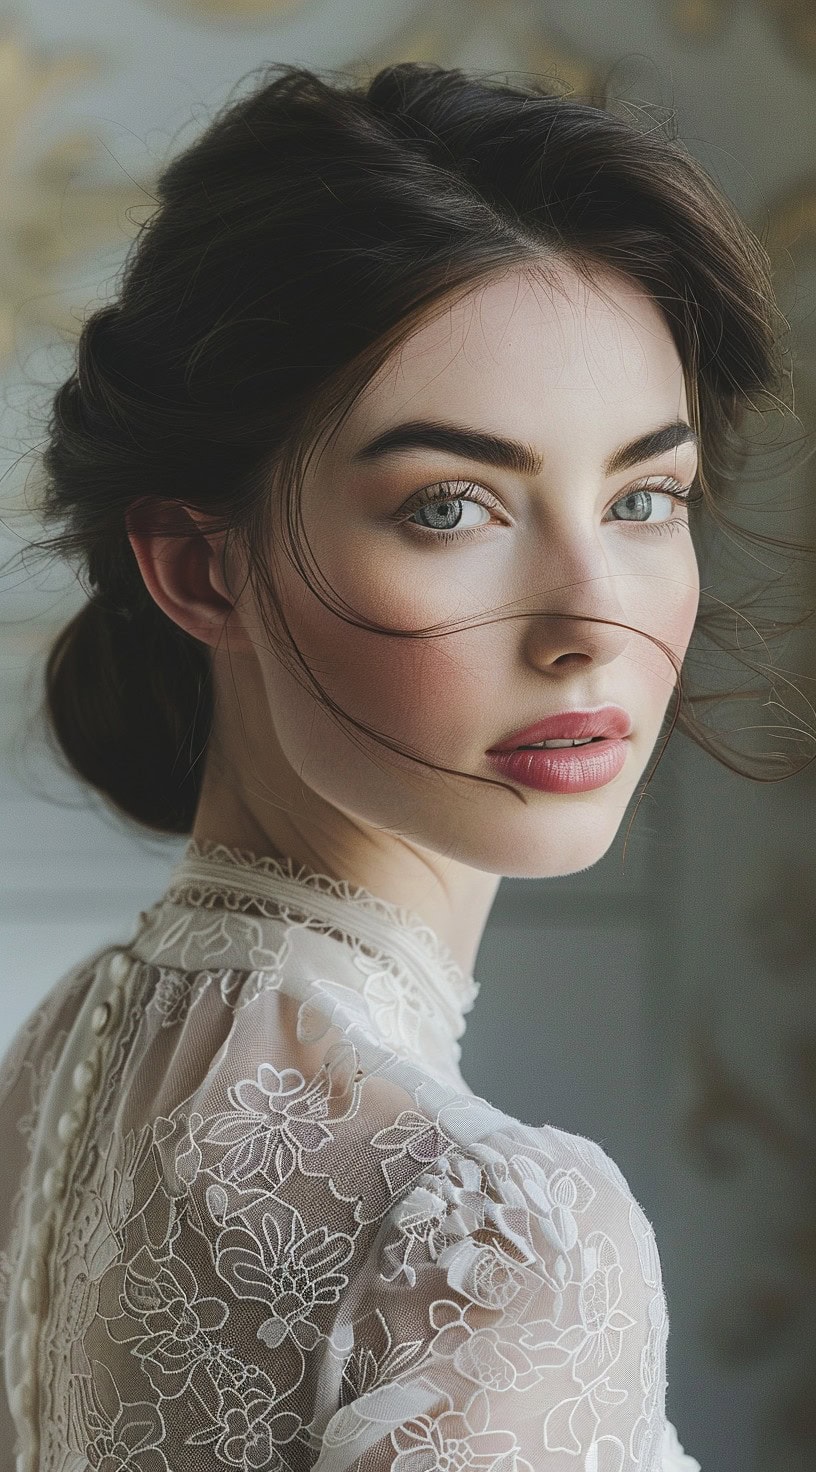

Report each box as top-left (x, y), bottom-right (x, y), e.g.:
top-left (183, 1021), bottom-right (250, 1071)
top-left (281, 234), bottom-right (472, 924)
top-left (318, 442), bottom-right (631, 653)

top-left (486, 739), bottom-right (629, 794)
top-left (487, 705), bottom-right (632, 752)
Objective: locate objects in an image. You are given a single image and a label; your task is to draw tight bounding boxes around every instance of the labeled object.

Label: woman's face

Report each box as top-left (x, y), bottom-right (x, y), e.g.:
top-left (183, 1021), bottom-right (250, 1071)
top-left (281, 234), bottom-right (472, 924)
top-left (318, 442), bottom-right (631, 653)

top-left (227, 261), bottom-right (700, 880)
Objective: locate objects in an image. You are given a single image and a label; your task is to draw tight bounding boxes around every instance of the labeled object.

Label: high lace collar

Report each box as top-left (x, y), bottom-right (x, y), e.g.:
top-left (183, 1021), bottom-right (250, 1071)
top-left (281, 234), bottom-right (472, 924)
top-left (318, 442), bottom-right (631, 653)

top-left (134, 837), bottom-right (480, 1080)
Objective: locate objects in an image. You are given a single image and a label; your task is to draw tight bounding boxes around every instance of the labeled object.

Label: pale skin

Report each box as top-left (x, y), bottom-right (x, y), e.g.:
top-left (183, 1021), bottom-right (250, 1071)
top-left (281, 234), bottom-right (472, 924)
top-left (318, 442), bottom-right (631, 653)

top-left (127, 261), bottom-right (700, 979)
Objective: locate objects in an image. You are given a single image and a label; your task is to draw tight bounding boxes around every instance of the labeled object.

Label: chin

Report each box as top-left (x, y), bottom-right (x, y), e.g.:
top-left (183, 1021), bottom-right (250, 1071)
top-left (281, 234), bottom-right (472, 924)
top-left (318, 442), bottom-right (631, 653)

top-left (497, 852), bottom-right (612, 881)
top-left (464, 808), bottom-right (626, 880)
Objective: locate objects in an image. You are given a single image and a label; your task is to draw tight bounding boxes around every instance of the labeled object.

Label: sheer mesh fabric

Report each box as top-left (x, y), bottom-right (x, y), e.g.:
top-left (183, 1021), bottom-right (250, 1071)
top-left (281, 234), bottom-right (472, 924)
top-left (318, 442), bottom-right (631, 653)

top-left (0, 839), bottom-right (701, 1471)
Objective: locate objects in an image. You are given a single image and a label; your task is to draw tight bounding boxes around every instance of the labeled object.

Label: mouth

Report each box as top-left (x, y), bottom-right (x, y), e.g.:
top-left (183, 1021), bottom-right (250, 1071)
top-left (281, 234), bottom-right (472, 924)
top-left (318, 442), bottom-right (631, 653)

top-left (485, 729), bottom-right (631, 794)
top-left (514, 736), bottom-right (607, 750)
top-left (488, 706), bottom-right (632, 753)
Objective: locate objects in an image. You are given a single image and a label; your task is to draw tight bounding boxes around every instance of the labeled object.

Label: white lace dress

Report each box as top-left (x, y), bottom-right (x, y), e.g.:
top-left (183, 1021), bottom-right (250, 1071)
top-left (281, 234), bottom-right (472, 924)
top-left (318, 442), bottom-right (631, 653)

top-left (0, 838), bottom-right (701, 1472)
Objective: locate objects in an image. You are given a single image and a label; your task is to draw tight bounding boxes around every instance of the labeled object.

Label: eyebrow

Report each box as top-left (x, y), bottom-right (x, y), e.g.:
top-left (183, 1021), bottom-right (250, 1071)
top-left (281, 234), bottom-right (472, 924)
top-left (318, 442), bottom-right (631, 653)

top-left (352, 417), bottom-right (699, 478)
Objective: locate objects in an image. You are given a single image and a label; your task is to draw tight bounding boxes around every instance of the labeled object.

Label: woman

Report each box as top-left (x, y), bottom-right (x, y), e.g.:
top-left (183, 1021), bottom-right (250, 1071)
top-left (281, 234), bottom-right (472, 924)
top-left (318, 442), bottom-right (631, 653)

top-left (0, 59), bottom-right (802, 1472)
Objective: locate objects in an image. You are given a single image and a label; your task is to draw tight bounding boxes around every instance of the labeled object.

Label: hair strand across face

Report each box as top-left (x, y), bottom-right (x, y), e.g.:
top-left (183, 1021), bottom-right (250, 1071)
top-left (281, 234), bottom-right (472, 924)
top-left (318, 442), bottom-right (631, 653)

top-left (5, 59), bottom-right (813, 837)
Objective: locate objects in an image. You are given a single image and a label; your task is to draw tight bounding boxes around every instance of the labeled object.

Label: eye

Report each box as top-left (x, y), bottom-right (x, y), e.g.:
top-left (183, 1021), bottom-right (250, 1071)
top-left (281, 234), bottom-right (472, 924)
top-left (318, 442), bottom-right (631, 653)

top-left (606, 482), bottom-right (698, 536)
top-left (404, 480), bottom-right (496, 539)
top-left (398, 476), bottom-right (702, 546)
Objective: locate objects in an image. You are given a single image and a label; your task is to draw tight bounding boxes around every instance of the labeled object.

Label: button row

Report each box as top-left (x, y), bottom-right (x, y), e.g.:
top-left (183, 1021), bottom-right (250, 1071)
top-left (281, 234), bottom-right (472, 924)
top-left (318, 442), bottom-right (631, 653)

top-left (13, 949), bottom-right (135, 1457)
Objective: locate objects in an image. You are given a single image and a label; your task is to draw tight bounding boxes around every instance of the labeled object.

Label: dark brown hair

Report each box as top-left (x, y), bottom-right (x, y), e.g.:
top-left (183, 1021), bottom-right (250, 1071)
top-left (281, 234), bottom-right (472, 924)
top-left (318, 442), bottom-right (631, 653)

top-left (9, 60), bottom-right (815, 839)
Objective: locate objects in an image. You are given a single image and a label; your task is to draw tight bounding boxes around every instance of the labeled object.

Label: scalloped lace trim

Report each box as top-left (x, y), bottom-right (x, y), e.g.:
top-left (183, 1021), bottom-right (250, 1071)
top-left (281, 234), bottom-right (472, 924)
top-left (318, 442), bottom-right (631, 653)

top-left (169, 837), bottom-right (480, 1013)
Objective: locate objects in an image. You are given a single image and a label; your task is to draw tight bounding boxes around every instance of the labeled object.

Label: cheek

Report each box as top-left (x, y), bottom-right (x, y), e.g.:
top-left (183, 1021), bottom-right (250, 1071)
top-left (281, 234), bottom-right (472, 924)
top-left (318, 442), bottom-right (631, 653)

top-left (624, 536), bottom-right (700, 663)
top-left (254, 519), bottom-right (700, 764)
top-left (263, 541), bottom-right (487, 755)
top-left (663, 544), bottom-right (700, 654)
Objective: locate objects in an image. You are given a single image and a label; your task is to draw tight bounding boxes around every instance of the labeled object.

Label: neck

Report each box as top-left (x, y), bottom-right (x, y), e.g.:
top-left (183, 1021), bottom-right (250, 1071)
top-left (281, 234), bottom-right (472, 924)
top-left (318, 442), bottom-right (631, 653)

top-left (191, 761), bottom-right (501, 979)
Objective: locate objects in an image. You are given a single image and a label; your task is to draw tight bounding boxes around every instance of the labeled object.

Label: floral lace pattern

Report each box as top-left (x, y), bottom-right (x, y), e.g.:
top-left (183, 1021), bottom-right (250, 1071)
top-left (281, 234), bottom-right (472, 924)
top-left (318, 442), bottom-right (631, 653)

top-left (0, 838), bottom-right (701, 1472)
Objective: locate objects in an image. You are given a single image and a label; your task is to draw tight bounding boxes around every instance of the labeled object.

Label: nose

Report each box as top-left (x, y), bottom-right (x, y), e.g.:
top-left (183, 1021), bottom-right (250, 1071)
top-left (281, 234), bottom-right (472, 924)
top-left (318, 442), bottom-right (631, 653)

top-left (521, 565), bottom-right (634, 674)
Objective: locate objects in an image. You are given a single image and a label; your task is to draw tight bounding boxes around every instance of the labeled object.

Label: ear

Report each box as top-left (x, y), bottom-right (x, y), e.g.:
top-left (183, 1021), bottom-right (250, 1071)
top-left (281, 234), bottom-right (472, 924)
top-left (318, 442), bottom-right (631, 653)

top-left (125, 498), bottom-right (253, 654)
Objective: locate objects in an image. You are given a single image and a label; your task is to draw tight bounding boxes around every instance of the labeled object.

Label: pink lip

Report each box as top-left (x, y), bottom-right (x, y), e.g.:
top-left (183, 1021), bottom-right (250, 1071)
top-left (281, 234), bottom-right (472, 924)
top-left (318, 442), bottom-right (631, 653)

top-left (486, 739), bottom-right (629, 794)
top-left (487, 705), bottom-right (632, 753)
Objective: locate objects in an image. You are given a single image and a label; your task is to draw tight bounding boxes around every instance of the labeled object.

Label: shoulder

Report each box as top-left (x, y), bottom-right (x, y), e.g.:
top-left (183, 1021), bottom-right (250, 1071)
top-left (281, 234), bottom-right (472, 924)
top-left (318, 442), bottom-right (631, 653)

top-left (113, 921), bottom-right (666, 1330)
top-left (311, 1104), bottom-right (672, 1469)
top-left (123, 924), bottom-right (659, 1278)
top-left (370, 1104), bottom-right (664, 1299)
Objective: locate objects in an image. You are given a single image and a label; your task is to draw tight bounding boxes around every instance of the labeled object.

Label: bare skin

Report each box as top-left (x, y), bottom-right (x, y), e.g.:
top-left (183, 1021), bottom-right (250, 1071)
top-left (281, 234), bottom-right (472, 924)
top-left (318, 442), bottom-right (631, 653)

top-left (127, 261), bottom-right (700, 978)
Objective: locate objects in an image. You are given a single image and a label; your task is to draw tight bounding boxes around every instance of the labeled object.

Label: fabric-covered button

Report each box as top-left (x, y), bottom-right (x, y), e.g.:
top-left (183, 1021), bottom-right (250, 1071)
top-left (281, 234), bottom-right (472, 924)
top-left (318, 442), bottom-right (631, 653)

top-left (30, 1220), bottom-right (51, 1256)
top-left (20, 1276), bottom-right (38, 1315)
top-left (41, 1165), bottom-right (65, 1202)
top-left (10, 1374), bottom-right (34, 1420)
top-left (91, 1002), bottom-right (111, 1036)
top-left (72, 1059), bottom-right (96, 1096)
top-left (57, 1109), bottom-right (80, 1145)
top-left (109, 952), bottom-right (131, 984)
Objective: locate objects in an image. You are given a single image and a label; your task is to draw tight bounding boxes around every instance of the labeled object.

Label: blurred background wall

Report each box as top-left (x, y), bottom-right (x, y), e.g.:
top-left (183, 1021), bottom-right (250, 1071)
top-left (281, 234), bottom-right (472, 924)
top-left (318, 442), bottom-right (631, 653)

top-left (0, 2), bottom-right (814, 1469)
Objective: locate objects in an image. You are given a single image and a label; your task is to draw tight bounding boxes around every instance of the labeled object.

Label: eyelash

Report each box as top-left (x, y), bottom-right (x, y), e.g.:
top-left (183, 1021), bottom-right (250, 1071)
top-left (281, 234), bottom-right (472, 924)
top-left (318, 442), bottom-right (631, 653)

top-left (400, 477), bottom-right (703, 545)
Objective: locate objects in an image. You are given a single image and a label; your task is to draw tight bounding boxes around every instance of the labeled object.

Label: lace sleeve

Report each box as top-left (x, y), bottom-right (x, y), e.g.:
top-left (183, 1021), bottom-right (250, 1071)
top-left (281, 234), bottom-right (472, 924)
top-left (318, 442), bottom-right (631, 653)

top-left (63, 951), bottom-right (698, 1472)
top-left (312, 1134), bottom-right (698, 1472)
